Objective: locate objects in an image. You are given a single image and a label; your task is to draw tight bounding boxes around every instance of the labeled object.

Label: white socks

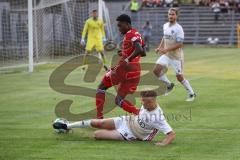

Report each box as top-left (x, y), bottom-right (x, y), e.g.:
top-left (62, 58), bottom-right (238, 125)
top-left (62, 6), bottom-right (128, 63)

top-left (67, 120), bottom-right (91, 129)
top-left (159, 74), bottom-right (194, 95)
top-left (159, 74), bottom-right (171, 87)
top-left (181, 79), bottom-right (194, 95)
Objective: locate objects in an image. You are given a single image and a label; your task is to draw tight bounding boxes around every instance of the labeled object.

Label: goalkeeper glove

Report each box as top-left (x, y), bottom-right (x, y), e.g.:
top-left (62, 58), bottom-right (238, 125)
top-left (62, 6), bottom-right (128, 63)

top-left (102, 37), bottom-right (107, 45)
top-left (81, 39), bottom-right (85, 46)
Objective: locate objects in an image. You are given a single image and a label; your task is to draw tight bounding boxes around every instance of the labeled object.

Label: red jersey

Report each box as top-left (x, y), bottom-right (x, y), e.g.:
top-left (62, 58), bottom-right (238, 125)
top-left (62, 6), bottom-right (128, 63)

top-left (121, 28), bottom-right (144, 63)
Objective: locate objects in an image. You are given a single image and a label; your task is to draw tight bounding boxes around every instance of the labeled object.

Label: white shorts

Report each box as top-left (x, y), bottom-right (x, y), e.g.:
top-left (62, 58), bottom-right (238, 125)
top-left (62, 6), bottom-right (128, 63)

top-left (156, 55), bottom-right (183, 75)
top-left (113, 116), bottom-right (137, 141)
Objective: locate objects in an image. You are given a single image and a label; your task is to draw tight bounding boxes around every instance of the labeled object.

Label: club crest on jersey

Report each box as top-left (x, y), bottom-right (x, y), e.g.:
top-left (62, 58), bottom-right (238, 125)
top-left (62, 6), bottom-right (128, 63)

top-left (171, 30), bottom-right (175, 34)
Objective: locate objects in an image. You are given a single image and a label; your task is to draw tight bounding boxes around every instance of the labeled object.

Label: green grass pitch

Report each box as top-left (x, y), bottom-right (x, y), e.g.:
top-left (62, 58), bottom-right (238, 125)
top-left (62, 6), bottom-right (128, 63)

top-left (0, 46), bottom-right (240, 160)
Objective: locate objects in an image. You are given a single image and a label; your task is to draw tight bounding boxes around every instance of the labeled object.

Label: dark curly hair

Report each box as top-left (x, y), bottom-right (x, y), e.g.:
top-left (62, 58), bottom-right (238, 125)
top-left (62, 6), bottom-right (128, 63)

top-left (116, 14), bottom-right (131, 24)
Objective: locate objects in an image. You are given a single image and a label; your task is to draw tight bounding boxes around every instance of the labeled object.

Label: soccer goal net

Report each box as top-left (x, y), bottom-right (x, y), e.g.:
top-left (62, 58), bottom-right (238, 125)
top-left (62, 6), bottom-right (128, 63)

top-left (0, 0), bottom-right (113, 72)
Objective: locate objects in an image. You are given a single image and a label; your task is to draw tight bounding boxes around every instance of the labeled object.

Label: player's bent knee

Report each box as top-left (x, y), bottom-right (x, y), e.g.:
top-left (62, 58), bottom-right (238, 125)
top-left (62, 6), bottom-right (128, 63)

top-left (176, 75), bottom-right (184, 82)
top-left (153, 65), bottom-right (162, 77)
top-left (153, 68), bottom-right (161, 77)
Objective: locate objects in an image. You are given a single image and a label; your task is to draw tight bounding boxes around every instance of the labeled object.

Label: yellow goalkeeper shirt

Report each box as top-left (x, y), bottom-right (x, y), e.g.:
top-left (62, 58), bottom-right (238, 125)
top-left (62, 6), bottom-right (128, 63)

top-left (81, 18), bottom-right (105, 41)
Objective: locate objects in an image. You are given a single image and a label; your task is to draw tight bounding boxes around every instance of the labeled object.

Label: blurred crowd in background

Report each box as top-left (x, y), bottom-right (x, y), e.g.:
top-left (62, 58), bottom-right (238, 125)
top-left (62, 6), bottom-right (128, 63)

top-left (129, 0), bottom-right (240, 12)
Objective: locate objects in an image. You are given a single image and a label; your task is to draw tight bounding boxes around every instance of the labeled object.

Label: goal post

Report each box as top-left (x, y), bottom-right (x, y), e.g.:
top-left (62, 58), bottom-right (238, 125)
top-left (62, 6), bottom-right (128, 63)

top-left (0, 0), bottom-right (116, 72)
top-left (237, 23), bottom-right (240, 49)
top-left (28, 0), bottom-right (33, 72)
top-left (98, 0), bottom-right (103, 20)
top-left (32, 0), bottom-right (92, 65)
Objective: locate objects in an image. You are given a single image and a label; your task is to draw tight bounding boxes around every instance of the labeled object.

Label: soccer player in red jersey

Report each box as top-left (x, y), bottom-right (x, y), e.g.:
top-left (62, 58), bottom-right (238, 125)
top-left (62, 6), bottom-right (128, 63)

top-left (96, 14), bottom-right (146, 119)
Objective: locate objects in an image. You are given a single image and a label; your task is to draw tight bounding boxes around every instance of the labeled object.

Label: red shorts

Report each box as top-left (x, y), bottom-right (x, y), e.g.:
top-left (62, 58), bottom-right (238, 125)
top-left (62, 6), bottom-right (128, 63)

top-left (101, 61), bottom-right (141, 96)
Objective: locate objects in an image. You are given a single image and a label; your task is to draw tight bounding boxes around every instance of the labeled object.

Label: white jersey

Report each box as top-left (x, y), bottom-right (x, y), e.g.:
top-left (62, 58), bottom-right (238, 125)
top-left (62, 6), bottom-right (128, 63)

top-left (126, 105), bottom-right (172, 141)
top-left (163, 22), bottom-right (184, 60)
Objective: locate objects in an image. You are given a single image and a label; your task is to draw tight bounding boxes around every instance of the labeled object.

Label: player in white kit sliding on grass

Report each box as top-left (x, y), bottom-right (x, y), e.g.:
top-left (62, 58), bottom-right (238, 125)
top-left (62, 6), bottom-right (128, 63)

top-left (154, 8), bottom-right (196, 101)
top-left (53, 90), bottom-right (176, 146)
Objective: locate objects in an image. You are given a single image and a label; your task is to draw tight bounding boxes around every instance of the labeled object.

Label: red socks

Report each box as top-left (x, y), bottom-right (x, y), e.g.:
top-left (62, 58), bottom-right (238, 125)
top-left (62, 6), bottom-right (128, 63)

top-left (96, 89), bottom-right (105, 119)
top-left (96, 89), bottom-right (140, 119)
top-left (120, 100), bottom-right (140, 115)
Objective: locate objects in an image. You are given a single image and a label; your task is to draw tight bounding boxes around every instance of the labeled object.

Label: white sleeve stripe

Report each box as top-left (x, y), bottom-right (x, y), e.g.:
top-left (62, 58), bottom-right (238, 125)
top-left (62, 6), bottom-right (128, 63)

top-left (131, 36), bottom-right (141, 42)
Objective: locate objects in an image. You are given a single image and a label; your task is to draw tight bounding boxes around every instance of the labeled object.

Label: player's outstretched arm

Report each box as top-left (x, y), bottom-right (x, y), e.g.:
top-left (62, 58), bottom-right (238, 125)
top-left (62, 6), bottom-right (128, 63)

top-left (155, 131), bottom-right (176, 147)
top-left (81, 21), bottom-right (88, 41)
top-left (158, 38), bottom-right (164, 49)
top-left (125, 41), bottom-right (145, 62)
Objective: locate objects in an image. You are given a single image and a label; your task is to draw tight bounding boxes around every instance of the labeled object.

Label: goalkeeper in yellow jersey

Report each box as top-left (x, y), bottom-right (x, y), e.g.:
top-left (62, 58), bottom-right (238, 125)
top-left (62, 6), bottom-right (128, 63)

top-left (81, 9), bottom-right (108, 71)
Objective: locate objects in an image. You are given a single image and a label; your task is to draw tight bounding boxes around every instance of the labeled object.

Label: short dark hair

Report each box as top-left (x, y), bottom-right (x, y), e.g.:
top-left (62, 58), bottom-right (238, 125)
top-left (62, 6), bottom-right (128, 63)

top-left (168, 8), bottom-right (179, 16)
top-left (140, 90), bottom-right (157, 98)
top-left (116, 14), bottom-right (131, 24)
top-left (92, 9), bottom-right (97, 12)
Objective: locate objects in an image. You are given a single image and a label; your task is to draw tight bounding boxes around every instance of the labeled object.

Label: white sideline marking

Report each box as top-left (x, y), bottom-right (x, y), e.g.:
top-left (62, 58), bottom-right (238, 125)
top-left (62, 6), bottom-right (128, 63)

top-left (0, 62), bottom-right (48, 70)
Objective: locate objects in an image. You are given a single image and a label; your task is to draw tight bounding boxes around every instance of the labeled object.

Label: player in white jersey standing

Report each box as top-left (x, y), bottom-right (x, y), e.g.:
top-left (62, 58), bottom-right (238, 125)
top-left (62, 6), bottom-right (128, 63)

top-left (53, 90), bottom-right (175, 146)
top-left (154, 8), bottom-right (196, 101)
